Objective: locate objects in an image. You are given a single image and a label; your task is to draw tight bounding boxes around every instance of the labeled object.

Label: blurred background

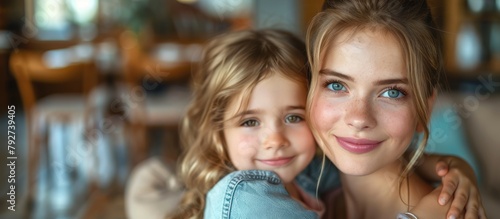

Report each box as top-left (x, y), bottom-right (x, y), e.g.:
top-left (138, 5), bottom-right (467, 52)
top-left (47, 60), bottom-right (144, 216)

top-left (0, 0), bottom-right (499, 218)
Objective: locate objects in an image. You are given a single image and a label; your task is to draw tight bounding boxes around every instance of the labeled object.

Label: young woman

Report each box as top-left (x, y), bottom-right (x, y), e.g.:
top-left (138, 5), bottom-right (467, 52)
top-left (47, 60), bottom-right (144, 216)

top-left (306, 0), bottom-right (486, 218)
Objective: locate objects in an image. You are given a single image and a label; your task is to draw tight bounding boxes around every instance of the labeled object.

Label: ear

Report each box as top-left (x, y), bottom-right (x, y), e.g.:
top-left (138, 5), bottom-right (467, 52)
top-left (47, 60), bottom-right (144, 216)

top-left (416, 89), bottom-right (437, 132)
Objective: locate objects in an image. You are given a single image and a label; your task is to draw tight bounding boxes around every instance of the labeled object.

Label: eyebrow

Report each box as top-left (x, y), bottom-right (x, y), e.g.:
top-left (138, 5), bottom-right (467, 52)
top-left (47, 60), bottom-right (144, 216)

top-left (231, 109), bottom-right (262, 119)
top-left (229, 106), bottom-right (305, 120)
top-left (319, 69), bottom-right (408, 85)
top-left (319, 69), bottom-right (354, 81)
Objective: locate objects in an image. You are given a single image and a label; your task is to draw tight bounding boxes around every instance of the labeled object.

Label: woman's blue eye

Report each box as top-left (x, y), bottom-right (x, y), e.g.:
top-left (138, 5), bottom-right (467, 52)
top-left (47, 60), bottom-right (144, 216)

top-left (242, 120), bottom-right (259, 127)
top-left (285, 115), bottom-right (303, 123)
top-left (381, 89), bottom-right (405, 98)
top-left (327, 82), bottom-right (346, 91)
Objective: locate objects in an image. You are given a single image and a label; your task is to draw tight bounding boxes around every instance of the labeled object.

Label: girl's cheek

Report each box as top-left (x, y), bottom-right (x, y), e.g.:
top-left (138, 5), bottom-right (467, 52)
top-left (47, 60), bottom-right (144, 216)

top-left (236, 135), bottom-right (259, 153)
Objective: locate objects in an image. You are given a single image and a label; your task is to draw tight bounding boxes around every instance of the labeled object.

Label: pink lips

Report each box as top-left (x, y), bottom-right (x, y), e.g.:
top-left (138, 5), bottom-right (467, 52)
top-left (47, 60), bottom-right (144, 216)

top-left (259, 157), bottom-right (293, 166)
top-left (336, 136), bottom-right (382, 154)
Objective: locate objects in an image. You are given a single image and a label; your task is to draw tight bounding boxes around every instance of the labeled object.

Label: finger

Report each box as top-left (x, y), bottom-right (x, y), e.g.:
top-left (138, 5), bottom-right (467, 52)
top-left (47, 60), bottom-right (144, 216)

top-left (446, 205), bottom-right (461, 219)
top-left (439, 175), bottom-right (459, 205)
top-left (448, 190), bottom-right (469, 219)
top-left (436, 161), bottom-right (449, 177)
top-left (465, 189), bottom-right (487, 219)
top-left (478, 204), bottom-right (487, 219)
top-left (464, 191), bottom-right (479, 219)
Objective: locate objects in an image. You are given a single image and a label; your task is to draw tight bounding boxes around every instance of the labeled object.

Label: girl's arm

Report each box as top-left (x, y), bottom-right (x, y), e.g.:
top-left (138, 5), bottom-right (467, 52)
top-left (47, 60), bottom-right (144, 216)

top-left (415, 154), bottom-right (487, 219)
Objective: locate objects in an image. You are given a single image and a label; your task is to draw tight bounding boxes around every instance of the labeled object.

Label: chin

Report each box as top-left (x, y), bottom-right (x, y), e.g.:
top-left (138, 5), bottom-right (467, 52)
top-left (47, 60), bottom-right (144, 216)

top-left (332, 158), bottom-right (378, 176)
top-left (339, 167), bottom-right (373, 176)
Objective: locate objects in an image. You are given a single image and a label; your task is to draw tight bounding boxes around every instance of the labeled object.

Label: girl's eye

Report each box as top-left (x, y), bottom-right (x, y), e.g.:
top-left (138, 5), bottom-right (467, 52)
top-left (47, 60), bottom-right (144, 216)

top-left (285, 115), bottom-right (303, 123)
top-left (326, 82), bottom-right (346, 91)
top-left (241, 119), bottom-right (259, 127)
top-left (381, 89), bottom-right (405, 99)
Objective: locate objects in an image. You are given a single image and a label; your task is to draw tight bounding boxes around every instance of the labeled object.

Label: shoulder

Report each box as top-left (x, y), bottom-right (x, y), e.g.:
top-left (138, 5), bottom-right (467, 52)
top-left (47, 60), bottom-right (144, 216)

top-left (217, 169), bottom-right (283, 189)
top-left (206, 170), bottom-right (284, 206)
top-left (410, 185), bottom-right (450, 218)
top-left (204, 170), bottom-right (319, 219)
top-left (205, 170), bottom-right (284, 216)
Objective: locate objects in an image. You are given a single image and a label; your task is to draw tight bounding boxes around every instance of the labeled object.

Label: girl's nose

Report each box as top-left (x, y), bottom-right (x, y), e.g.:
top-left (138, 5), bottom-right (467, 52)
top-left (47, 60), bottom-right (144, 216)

top-left (344, 98), bottom-right (376, 130)
top-left (263, 129), bottom-right (290, 150)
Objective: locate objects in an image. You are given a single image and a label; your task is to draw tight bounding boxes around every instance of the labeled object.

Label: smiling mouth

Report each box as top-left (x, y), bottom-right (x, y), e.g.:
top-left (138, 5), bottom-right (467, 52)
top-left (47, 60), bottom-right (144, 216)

top-left (259, 157), bottom-right (294, 166)
top-left (335, 136), bottom-right (382, 154)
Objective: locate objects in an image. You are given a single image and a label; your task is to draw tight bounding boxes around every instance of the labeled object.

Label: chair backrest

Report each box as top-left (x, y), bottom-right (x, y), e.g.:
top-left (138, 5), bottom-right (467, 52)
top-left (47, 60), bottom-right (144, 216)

top-left (9, 49), bottom-right (98, 116)
top-left (118, 31), bottom-right (193, 88)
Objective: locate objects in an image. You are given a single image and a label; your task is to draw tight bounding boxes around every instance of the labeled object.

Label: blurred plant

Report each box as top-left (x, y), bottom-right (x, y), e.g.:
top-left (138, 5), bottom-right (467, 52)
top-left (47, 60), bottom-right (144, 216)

top-left (119, 0), bottom-right (176, 36)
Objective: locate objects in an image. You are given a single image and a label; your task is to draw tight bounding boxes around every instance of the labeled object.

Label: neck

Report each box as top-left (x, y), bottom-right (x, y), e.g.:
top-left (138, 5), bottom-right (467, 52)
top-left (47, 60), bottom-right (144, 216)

top-left (285, 182), bottom-right (302, 202)
top-left (339, 160), bottom-right (432, 219)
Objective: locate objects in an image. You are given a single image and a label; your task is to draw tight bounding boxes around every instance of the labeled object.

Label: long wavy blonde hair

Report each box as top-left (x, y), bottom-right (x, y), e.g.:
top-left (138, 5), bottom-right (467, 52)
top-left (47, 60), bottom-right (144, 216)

top-left (306, 0), bottom-right (444, 179)
top-left (168, 29), bottom-right (309, 219)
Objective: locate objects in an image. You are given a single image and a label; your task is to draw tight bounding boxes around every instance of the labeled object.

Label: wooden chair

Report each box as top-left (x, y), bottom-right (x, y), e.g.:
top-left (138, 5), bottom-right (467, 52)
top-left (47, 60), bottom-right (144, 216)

top-left (9, 48), bottom-right (98, 216)
top-left (118, 31), bottom-right (193, 163)
top-left (119, 30), bottom-right (194, 86)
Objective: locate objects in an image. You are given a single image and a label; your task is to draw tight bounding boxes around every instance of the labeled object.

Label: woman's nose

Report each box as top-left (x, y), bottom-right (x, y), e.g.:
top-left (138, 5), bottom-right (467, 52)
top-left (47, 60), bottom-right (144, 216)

top-left (263, 129), bottom-right (290, 150)
top-left (344, 98), bottom-right (376, 130)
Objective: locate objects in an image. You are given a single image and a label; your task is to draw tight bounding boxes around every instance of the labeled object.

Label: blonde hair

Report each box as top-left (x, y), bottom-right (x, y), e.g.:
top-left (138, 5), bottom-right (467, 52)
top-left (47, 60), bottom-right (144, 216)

top-left (168, 29), bottom-right (308, 219)
top-left (306, 0), bottom-right (443, 178)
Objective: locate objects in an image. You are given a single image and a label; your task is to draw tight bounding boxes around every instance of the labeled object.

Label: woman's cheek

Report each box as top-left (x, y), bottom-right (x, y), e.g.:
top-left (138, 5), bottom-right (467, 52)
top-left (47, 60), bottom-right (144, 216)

top-left (312, 98), bottom-right (339, 135)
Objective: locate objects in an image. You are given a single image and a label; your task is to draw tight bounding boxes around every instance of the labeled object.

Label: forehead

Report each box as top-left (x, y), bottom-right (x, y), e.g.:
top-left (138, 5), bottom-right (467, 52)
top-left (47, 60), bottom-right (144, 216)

top-left (331, 27), bottom-right (400, 52)
top-left (322, 26), bottom-right (400, 57)
top-left (225, 73), bottom-right (307, 117)
top-left (321, 27), bottom-right (406, 78)
top-left (250, 73), bottom-right (306, 101)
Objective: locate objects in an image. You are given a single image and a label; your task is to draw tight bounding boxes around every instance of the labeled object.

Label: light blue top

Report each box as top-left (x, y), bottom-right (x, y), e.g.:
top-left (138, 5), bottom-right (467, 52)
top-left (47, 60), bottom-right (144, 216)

top-left (204, 156), bottom-right (340, 219)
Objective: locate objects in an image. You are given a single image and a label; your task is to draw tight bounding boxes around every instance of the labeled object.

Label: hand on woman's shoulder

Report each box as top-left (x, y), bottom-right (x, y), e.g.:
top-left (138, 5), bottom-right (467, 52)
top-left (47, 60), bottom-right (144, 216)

top-left (410, 185), bottom-right (454, 218)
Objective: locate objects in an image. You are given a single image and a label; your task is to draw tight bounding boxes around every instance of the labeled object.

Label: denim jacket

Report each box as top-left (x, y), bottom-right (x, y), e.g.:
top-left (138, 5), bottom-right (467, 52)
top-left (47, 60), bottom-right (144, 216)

top-left (204, 156), bottom-right (340, 219)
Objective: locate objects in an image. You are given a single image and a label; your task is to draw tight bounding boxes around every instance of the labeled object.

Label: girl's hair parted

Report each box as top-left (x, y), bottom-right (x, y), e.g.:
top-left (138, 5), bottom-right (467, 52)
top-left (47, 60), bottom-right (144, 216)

top-left (168, 29), bottom-right (309, 219)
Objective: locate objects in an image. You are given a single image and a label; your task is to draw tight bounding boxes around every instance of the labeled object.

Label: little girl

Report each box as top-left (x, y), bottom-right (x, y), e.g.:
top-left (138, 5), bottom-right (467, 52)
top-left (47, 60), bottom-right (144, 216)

top-left (166, 29), bottom-right (483, 219)
top-left (168, 29), bottom-right (328, 219)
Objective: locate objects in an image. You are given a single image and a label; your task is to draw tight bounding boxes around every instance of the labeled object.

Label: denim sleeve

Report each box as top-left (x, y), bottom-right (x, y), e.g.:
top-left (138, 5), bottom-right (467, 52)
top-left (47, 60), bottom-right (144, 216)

top-left (296, 155), bottom-right (341, 196)
top-left (204, 170), bottom-right (319, 219)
